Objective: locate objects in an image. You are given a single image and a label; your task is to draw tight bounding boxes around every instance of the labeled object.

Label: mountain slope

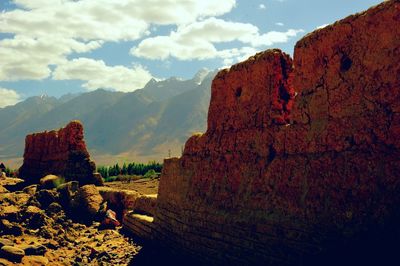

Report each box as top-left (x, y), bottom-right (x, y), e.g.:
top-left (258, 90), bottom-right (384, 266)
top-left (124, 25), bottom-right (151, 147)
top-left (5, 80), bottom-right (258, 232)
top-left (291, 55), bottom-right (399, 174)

top-left (0, 96), bottom-right (60, 156)
top-left (0, 70), bottom-right (216, 162)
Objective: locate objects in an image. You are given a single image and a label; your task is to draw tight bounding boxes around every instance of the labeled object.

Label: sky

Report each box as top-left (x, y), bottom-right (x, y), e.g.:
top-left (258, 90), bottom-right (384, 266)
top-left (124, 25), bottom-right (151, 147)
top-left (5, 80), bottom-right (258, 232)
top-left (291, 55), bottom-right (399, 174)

top-left (0, 0), bottom-right (383, 107)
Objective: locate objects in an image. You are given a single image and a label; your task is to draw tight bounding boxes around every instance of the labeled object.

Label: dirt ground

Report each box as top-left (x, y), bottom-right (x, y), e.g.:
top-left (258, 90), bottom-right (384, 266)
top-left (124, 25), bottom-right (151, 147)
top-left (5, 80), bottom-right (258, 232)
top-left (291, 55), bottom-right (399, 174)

top-left (104, 178), bottom-right (159, 195)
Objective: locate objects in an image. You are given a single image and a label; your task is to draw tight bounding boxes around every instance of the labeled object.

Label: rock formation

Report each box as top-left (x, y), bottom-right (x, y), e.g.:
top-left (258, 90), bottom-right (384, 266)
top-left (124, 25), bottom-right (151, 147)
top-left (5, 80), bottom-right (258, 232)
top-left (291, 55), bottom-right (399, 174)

top-left (126, 1), bottom-right (400, 264)
top-left (19, 121), bottom-right (102, 186)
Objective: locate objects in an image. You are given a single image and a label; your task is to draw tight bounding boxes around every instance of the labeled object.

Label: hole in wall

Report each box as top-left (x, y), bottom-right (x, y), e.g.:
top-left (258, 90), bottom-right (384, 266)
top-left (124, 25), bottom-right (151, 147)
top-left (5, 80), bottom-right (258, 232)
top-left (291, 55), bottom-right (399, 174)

top-left (267, 144), bottom-right (276, 163)
top-left (235, 87), bottom-right (242, 98)
top-left (340, 54), bottom-right (352, 72)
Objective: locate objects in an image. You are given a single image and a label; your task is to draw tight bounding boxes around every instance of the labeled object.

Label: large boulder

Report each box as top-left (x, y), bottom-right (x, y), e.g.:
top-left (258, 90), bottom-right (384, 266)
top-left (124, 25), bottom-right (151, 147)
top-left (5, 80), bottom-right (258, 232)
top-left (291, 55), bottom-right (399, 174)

top-left (72, 185), bottom-right (104, 218)
top-left (39, 175), bottom-right (63, 190)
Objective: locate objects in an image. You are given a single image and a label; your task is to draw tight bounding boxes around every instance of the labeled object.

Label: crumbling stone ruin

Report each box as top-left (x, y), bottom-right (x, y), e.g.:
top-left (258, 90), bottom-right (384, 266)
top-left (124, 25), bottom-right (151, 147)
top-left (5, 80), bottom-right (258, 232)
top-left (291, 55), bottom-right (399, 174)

top-left (124, 1), bottom-right (400, 264)
top-left (19, 121), bottom-right (102, 186)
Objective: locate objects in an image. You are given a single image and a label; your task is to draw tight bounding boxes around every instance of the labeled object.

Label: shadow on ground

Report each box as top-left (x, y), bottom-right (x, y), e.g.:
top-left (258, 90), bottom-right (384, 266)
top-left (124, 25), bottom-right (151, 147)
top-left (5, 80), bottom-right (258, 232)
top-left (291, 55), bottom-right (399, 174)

top-left (126, 226), bottom-right (400, 266)
top-left (128, 242), bottom-right (204, 266)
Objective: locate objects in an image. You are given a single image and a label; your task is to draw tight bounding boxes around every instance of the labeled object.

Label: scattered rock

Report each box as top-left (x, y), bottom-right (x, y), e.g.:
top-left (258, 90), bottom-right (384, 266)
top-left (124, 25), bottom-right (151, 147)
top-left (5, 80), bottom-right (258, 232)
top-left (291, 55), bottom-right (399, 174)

top-left (0, 219), bottom-right (23, 236)
top-left (23, 184), bottom-right (38, 196)
top-left (0, 258), bottom-right (12, 266)
top-left (0, 246), bottom-right (25, 263)
top-left (0, 178), bottom-right (25, 192)
top-left (12, 192), bottom-right (30, 206)
top-left (24, 205), bottom-right (43, 216)
top-left (72, 223), bottom-right (86, 231)
top-left (0, 205), bottom-right (20, 221)
top-left (0, 239), bottom-right (13, 248)
top-left (39, 175), bottom-right (63, 190)
top-left (46, 202), bottom-right (63, 216)
top-left (44, 240), bottom-right (59, 250)
top-left (33, 190), bottom-right (59, 209)
top-left (23, 244), bottom-right (47, 256)
top-left (38, 226), bottom-right (57, 239)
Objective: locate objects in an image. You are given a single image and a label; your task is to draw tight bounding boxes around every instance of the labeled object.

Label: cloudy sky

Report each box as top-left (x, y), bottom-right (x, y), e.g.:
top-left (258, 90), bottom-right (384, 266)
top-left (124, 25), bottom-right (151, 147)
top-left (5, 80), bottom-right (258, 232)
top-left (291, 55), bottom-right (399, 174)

top-left (0, 0), bottom-right (382, 107)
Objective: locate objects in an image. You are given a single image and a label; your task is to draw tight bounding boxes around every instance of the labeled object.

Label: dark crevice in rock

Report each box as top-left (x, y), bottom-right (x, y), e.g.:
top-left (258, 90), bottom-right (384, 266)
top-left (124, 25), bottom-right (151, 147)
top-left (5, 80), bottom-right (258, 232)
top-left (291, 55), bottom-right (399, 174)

top-left (280, 55), bottom-right (289, 79)
top-left (235, 87), bottom-right (242, 98)
top-left (279, 83), bottom-right (291, 104)
top-left (267, 144), bottom-right (277, 163)
top-left (340, 54), bottom-right (352, 72)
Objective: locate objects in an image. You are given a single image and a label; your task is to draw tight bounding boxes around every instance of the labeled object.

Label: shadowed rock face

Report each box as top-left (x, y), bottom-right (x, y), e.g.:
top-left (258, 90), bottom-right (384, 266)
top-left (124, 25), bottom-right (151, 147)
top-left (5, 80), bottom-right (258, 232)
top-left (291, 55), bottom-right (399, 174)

top-left (151, 1), bottom-right (400, 264)
top-left (19, 121), bottom-right (100, 186)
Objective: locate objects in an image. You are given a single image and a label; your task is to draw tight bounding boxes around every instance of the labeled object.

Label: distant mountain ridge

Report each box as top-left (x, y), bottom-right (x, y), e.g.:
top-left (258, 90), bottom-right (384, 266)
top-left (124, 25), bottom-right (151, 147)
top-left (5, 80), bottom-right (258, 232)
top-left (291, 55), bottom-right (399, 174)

top-left (0, 69), bottom-right (217, 165)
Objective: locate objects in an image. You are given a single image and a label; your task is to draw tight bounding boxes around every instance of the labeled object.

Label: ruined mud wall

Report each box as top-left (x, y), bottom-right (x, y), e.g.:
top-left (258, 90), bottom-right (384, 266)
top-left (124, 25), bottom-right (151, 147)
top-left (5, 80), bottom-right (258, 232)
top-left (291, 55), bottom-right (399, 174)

top-left (152, 1), bottom-right (400, 264)
top-left (19, 121), bottom-right (99, 186)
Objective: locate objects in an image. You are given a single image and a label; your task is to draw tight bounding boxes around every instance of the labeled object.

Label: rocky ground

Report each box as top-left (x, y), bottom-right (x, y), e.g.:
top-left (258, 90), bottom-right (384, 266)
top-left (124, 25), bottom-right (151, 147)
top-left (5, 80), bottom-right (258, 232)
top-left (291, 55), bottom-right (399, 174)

top-left (0, 176), bottom-right (153, 266)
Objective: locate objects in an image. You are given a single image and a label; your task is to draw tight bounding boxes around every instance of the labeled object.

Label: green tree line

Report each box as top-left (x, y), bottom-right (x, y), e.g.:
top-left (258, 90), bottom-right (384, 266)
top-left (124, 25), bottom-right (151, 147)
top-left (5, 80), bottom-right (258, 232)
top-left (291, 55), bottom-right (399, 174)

top-left (97, 161), bottom-right (163, 179)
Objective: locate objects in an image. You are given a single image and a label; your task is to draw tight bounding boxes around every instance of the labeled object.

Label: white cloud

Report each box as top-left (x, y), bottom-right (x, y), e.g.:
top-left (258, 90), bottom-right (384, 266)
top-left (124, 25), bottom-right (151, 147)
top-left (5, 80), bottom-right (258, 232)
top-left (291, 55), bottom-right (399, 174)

top-left (52, 58), bottom-right (153, 92)
top-left (0, 35), bottom-right (102, 81)
top-left (131, 18), bottom-right (259, 60)
top-left (0, 88), bottom-right (21, 108)
top-left (0, 0), bottom-right (301, 89)
top-left (1, 0), bottom-right (236, 41)
top-left (219, 46), bottom-right (258, 66)
top-left (248, 29), bottom-right (304, 47)
top-left (131, 18), bottom-right (303, 63)
top-left (275, 22), bottom-right (284, 26)
top-left (0, 0), bottom-right (236, 82)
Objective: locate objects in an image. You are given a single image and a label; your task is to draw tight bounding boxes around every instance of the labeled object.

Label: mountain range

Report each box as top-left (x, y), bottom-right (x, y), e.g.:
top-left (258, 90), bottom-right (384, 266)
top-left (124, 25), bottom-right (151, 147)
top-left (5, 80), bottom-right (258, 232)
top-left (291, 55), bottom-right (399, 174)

top-left (0, 69), bottom-right (216, 167)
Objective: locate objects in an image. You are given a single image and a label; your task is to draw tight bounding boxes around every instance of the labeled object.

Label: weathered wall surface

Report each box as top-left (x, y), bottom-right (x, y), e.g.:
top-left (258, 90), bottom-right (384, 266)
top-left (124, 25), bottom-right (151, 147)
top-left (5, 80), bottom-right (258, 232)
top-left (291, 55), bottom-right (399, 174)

top-left (150, 1), bottom-right (400, 264)
top-left (19, 121), bottom-right (100, 186)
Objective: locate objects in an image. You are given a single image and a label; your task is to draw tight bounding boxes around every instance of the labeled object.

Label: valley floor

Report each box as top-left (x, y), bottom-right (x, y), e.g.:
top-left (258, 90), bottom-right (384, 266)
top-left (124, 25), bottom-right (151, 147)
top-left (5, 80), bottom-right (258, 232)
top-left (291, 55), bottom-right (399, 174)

top-left (104, 179), bottom-right (159, 195)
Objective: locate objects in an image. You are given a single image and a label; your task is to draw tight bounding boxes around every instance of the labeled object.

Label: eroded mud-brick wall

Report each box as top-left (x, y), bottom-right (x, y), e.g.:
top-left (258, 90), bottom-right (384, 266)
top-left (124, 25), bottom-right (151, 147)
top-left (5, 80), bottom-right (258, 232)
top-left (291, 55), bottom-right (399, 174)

top-left (153, 1), bottom-right (400, 264)
top-left (19, 121), bottom-right (98, 185)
